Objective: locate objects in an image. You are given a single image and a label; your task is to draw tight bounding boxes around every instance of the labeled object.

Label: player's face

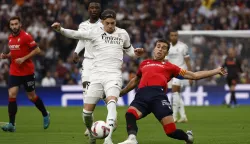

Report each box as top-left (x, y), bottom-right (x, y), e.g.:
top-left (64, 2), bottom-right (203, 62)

top-left (9, 19), bottom-right (21, 34)
top-left (228, 48), bottom-right (235, 58)
top-left (102, 18), bottom-right (116, 34)
top-left (169, 32), bottom-right (178, 43)
top-left (88, 3), bottom-right (101, 19)
top-left (153, 42), bottom-right (169, 60)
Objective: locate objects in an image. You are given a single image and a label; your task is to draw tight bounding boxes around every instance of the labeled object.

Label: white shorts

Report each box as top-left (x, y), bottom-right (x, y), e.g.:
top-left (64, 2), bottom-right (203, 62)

top-left (168, 78), bottom-right (190, 89)
top-left (84, 75), bottom-right (122, 104)
top-left (81, 58), bottom-right (93, 82)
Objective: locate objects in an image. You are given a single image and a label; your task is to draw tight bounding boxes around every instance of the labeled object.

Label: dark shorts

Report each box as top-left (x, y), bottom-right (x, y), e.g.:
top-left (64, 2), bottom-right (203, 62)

top-left (130, 86), bottom-right (173, 121)
top-left (8, 74), bottom-right (35, 92)
top-left (227, 77), bottom-right (238, 86)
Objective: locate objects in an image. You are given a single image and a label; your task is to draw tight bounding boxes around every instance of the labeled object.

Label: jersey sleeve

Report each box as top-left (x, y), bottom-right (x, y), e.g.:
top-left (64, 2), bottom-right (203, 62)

top-left (183, 44), bottom-right (189, 58)
top-left (60, 27), bottom-right (93, 40)
top-left (123, 30), bottom-right (132, 49)
top-left (25, 33), bottom-right (37, 50)
top-left (170, 63), bottom-right (187, 79)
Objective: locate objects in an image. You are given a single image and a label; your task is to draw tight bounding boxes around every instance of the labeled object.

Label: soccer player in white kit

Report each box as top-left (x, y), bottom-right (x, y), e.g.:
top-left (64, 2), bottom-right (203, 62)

top-left (52, 9), bottom-right (144, 144)
top-left (72, 0), bottom-right (102, 136)
top-left (166, 30), bottom-right (193, 123)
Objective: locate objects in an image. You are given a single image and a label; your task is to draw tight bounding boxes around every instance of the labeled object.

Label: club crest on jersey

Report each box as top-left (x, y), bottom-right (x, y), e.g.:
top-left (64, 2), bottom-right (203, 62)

top-left (101, 33), bottom-right (123, 45)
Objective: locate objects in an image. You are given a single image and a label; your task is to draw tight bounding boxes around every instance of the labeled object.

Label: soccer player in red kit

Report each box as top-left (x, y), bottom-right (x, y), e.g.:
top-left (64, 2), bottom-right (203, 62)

top-left (0, 16), bottom-right (50, 132)
top-left (118, 39), bottom-right (227, 144)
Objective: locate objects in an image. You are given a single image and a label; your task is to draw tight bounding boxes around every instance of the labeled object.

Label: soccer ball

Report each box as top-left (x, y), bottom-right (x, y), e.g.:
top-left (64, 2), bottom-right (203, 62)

top-left (91, 121), bottom-right (110, 139)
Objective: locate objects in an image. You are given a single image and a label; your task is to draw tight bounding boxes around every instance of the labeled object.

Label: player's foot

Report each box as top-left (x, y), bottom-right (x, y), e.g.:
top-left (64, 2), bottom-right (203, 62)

top-left (43, 111), bottom-right (50, 129)
top-left (177, 117), bottom-right (188, 123)
top-left (103, 137), bottom-right (113, 144)
top-left (1, 123), bottom-right (16, 132)
top-left (89, 134), bottom-right (96, 144)
top-left (185, 130), bottom-right (194, 144)
top-left (84, 129), bottom-right (90, 136)
top-left (118, 134), bottom-right (138, 144)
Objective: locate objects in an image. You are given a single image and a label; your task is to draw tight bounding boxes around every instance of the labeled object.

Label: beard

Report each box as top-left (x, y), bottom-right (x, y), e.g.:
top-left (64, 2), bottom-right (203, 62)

top-left (11, 27), bottom-right (21, 35)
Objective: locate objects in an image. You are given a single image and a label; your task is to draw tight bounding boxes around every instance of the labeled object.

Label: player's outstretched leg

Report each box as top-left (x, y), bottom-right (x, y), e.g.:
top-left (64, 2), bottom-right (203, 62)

top-left (28, 93), bottom-right (50, 129)
top-left (104, 99), bottom-right (117, 144)
top-left (83, 109), bottom-right (96, 144)
top-left (162, 116), bottom-right (193, 144)
top-left (118, 108), bottom-right (139, 144)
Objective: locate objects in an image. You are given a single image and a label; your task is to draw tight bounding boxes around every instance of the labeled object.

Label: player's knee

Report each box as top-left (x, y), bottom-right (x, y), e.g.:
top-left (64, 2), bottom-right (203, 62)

top-left (164, 123), bottom-right (176, 135)
top-left (8, 89), bottom-right (18, 98)
top-left (27, 92), bottom-right (36, 100)
top-left (83, 109), bottom-right (93, 117)
top-left (126, 108), bottom-right (140, 120)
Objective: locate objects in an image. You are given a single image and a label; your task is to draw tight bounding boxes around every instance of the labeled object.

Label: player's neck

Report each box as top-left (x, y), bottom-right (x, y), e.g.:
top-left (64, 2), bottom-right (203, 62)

top-left (152, 58), bottom-right (164, 62)
top-left (89, 18), bottom-right (99, 23)
top-left (171, 41), bottom-right (177, 46)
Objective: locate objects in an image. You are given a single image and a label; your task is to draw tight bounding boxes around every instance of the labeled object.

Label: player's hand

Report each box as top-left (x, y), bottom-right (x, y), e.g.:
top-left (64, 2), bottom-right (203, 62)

top-left (134, 48), bottom-right (144, 57)
top-left (15, 57), bottom-right (25, 65)
top-left (0, 53), bottom-right (10, 59)
top-left (217, 67), bottom-right (227, 76)
top-left (72, 52), bottom-right (80, 64)
top-left (51, 22), bottom-right (61, 32)
top-left (119, 90), bottom-right (125, 97)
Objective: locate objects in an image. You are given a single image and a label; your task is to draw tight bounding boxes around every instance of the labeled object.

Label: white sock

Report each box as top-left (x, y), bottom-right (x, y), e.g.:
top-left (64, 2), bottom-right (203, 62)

top-left (172, 92), bottom-right (180, 121)
top-left (106, 100), bottom-right (117, 139)
top-left (179, 97), bottom-right (187, 119)
top-left (82, 109), bottom-right (93, 133)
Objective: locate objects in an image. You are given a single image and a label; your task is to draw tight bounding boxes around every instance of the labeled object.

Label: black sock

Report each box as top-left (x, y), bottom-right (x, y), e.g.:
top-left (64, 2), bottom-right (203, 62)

top-left (32, 96), bottom-right (48, 117)
top-left (167, 129), bottom-right (189, 141)
top-left (8, 99), bottom-right (17, 126)
top-left (126, 112), bottom-right (138, 136)
top-left (230, 91), bottom-right (237, 105)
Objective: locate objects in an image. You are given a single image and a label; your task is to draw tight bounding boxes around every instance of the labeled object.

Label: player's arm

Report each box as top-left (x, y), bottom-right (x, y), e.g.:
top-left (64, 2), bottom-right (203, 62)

top-left (0, 52), bottom-right (11, 59)
top-left (120, 75), bottom-right (141, 97)
top-left (51, 22), bottom-right (91, 40)
top-left (123, 31), bottom-right (144, 57)
top-left (73, 40), bottom-right (85, 63)
top-left (178, 67), bottom-right (227, 80)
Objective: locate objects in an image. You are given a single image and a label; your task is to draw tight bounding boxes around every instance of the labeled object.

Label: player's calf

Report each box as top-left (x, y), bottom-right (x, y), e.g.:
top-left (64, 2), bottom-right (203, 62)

top-left (164, 123), bottom-right (192, 143)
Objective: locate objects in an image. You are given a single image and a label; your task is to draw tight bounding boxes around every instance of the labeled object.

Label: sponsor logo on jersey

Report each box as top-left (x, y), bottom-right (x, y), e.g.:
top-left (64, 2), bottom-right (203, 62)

top-left (9, 45), bottom-right (20, 50)
top-left (101, 33), bottom-right (123, 45)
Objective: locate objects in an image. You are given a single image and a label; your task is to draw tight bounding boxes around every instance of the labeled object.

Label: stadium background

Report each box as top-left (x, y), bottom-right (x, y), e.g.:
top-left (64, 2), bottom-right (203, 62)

top-left (0, 0), bottom-right (250, 106)
top-left (1, 1), bottom-right (250, 144)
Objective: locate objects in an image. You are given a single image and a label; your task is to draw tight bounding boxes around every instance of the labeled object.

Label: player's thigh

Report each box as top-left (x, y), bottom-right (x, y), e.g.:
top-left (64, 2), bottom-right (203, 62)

top-left (129, 94), bottom-right (151, 119)
top-left (22, 74), bottom-right (36, 93)
top-left (151, 96), bottom-right (173, 122)
top-left (103, 79), bottom-right (122, 98)
top-left (85, 82), bottom-right (104, 104)
top-left (8, 75), bottom-right (22, 92)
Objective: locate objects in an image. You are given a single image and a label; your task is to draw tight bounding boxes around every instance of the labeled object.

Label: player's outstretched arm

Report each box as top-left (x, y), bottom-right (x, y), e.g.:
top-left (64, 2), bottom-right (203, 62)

top-left (120, 76), bottom-right (141, 97)
top-left (183, 67), bottom-right (227, 80)
top-left (51, 22), bottom-right (90, 40)
top-left (15, 47), bottom-right (41, 65)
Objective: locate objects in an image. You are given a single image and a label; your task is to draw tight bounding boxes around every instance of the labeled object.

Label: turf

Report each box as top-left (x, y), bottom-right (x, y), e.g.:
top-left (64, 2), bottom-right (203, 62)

top-left (0, 106), bottom-right (249, 144)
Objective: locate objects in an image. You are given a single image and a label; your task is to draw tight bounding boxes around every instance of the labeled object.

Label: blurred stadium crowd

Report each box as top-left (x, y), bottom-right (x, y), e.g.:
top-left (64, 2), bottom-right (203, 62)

top-left (0, 0), bottom-right (250, 87)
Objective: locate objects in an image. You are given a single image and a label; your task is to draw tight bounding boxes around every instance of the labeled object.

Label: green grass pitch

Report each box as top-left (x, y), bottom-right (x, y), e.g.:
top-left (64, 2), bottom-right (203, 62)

top-left (0, 106), bottom-right (249, 144)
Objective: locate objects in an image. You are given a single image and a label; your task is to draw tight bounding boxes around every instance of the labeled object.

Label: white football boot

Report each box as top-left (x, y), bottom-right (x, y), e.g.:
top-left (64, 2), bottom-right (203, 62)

top-left (118, 134), bottom-right (138, 144)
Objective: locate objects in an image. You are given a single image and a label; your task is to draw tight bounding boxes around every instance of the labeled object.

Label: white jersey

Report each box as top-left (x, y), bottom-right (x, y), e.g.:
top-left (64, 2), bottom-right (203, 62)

top-left (75, 19), bottom-right (102, 59)
top-left (61, 26), bottom-right (134, 78)
top-left (165, 41), bottom-right (189, 69)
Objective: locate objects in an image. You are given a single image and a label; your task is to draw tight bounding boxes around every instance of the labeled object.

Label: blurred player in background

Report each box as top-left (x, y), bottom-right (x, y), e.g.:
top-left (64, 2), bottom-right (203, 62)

top-left (118, 39), bottom-right (227, 144)
top-left (166, 30), bottom-right (192, 123)
top-left (72, 0), bottom-right (102, 136)
top-left (223, 48), bottom-right (242, 108)
top-left (0, 16), bottom-right (50, 132)
top-left (52, 9), bottom-right (144, 144)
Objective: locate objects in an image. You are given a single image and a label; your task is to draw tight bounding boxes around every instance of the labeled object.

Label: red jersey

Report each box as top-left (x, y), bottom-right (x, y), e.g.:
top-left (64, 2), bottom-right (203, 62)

top-left (8, 30), bottom-right (37, 76)
top-left (137, 59), bottom-right (187, 92)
